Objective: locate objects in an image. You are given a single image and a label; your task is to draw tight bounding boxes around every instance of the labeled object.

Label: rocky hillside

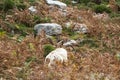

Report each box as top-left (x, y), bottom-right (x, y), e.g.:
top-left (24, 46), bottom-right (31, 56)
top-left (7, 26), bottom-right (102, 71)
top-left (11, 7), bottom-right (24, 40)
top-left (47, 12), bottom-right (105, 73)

top-left (0, 0), bottom-right (120, 80)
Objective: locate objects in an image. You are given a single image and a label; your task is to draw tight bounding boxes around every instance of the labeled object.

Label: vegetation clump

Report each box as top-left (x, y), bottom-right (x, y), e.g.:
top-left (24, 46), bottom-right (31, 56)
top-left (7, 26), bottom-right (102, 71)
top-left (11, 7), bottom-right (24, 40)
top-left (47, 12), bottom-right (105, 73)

top-left (94, 4), bottom-right (111, 13)
top-left (3, 0), bottom-right (15, 11)
top-left (43, 44), bottom-right (55, 57)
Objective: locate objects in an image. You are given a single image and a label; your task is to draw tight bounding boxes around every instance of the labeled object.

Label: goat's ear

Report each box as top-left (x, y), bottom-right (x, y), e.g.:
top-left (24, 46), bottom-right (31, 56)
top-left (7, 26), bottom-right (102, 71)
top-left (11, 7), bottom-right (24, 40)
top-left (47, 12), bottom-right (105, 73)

top-left (45, 58), bottom-right (50, 64)
top-left (33, 30), bottom-right (37, 38)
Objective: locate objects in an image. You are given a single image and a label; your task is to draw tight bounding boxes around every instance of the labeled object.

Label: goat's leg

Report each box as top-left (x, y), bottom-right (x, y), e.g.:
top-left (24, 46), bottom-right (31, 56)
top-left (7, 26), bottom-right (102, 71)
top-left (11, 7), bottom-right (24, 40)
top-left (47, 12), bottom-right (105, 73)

top-left (70, 45), bottom-right (77, 54)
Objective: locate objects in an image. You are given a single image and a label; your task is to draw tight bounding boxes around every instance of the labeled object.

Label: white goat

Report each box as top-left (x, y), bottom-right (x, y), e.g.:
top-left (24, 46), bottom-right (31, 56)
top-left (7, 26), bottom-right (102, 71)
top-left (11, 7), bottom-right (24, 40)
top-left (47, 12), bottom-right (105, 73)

top-left (45, 48), bottom-right (67, 67)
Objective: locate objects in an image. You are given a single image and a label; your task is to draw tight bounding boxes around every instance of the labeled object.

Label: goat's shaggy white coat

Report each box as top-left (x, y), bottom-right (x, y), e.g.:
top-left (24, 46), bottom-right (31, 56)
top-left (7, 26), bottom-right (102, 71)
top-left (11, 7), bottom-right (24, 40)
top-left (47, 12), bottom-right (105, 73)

top-left (45, 48), bottom-right (67, 67)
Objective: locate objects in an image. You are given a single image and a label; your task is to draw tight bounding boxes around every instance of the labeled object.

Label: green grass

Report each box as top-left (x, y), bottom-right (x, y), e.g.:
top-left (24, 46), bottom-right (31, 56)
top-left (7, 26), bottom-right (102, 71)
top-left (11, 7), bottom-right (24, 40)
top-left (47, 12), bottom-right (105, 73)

top-left (43, 44), bottom-right (55, 57)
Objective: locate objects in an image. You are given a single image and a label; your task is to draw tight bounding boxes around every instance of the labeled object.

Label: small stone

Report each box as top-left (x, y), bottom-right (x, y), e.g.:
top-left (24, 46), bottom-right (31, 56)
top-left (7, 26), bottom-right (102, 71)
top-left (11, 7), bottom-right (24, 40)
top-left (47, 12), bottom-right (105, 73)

top-left (71, 1), bottom-right (77, 4)
top-left (28, 6), bottom-right (37, 13)
top-left (63, 40), bottom-right (77, 46)
top-left (65, 22), bottom-right (72, 28)
top-left (46, 0), bottom-right (67, 9)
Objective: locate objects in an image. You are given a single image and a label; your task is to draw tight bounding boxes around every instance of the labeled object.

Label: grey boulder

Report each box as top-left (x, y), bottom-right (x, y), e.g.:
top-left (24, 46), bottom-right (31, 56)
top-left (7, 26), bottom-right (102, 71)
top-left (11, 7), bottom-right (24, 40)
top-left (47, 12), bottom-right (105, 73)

top-left (34, 23), bottom-right (62, 36)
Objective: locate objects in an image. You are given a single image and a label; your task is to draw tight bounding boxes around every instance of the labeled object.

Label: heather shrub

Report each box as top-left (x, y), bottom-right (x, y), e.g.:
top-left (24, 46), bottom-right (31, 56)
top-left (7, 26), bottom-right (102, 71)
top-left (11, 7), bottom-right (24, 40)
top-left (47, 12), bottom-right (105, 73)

top-left (116, 0), bottom-right (120, 11)
top-left (63, 27), bottom-right (76, 36)
top-left (40, 17), bottom-right (51, 23)
top-left (29, 0), bottom-right (36, 3)
top-left (0, 28), bottom-right (6, 38)
top-left (0, 2), bottom-right (3, 10)
top-left (64, 0), bottom-right (71, 5)
top-left (79, 39), bottom-right (99, 48)
top-left (3, 0), bottom-right (15, 11)
top-left (33, 15), bottom-right (41, 24)
top-left (110, 12), bottom-right (120, 18)
top-left (16, 3), bottom-right (26, 10)
top-left (94, 4), bottom-right (111, 13)
top-left (79, 0), bottom-right (90, 5)
top-left (87, 2), bottom-right (96, 8)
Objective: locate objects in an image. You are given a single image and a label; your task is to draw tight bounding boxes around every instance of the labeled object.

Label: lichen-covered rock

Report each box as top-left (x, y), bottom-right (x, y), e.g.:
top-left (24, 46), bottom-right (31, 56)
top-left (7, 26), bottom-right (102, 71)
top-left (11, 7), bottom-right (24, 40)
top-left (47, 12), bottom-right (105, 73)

top-left (34, 23), bottom-right (62, 36)
top-left (73, 23), bottom-right (88, 34)
top-left (46, 0), bottom-right (67, 9)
